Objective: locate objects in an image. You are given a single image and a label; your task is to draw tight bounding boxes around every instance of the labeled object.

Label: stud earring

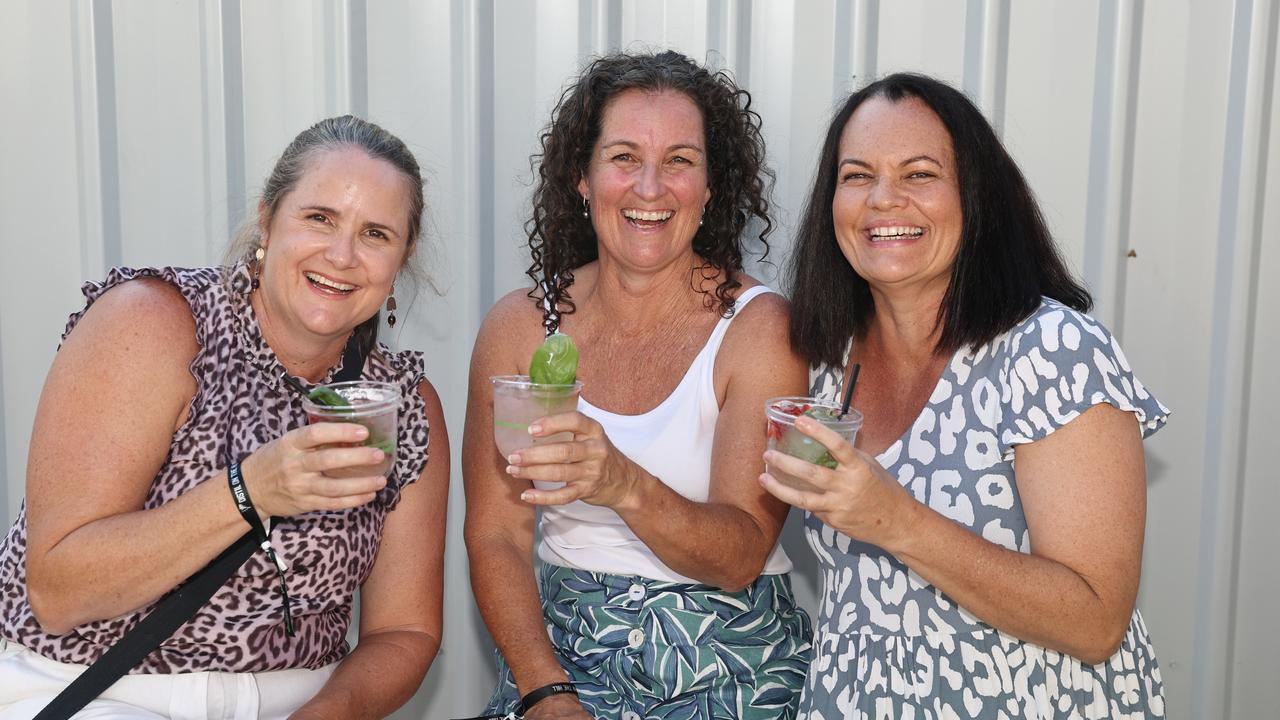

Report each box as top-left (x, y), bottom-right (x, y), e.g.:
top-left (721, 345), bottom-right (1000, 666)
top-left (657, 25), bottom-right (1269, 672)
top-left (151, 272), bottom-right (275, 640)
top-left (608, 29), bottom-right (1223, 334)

top-left (385, 285), bottom-right (397, 328)
top-left (251, 246), bottom-right (265, 291)
top-left (582, 197), bottom-right (590, 219)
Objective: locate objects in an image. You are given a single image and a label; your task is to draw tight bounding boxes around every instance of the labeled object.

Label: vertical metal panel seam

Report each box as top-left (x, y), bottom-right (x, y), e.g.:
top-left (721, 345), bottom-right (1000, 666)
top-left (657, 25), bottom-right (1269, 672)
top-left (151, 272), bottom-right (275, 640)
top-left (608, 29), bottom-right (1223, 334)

top-left (349, 0), bottom-right (368, 118)
top-left (1193, 0), bottom-right (1256, 716)
top-left (735, 0), bottom-right (751, 90)
top-left (1083, 1), bottom-right (1119, 319)
top-left (832, 0), bottom-right (852, 99)
top-left (1112, 0), bottom-right (1145, 339)
top-left (962, 0), bottom-right (1009, 133)
top-left (864, 0), bottom-right (878, 80)
top-left (707, 0), bottom-right (723, 63)
top-left (197, 0), bottom-right (227, 266)
top-left (579, 0), bottom-right (595, 53)
top-left (71, 0), bottom-right (105, 278)
top-left (92, 0), bottom-right (121, 269)
top-left (222, 1), bottom-right (247, 236)
top-left (1226, 1), bottom-right (1277, 715)
top-left (198, 0), bottom-right (215, 264)
top-left (606, 0), bottom-right (622, 51)
top-left (963, 1), bottom-right (984, 104)
top-left (326, 2), bottom-right (351, 115)
top-left (834, 0), bottom-right (881, 96)
top-left (991, 0), bottom-right (1009, 133)
top-left (477, 0), bottom-right (496, 309)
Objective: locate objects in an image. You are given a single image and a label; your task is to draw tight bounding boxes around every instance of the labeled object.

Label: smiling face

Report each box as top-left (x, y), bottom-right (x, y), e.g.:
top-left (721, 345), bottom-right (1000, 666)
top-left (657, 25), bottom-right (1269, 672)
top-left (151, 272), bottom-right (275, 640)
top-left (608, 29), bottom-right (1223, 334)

top-left (256, 146), bottom-right (411, 346)
top-left (576, 88), bottom-right (712, 273)
top-left (833, 96), bottom-right (963, 299)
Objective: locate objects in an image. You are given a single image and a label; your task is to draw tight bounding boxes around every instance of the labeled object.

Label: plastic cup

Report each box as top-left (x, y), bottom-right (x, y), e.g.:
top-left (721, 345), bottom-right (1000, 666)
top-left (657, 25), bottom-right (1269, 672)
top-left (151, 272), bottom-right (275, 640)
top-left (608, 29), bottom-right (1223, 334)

top-left (765, 396), bottom-right (863, 492)
top-left (301, 380), bottom-right (399, 478)
top-left (491, 375), bottom-right (583, 459)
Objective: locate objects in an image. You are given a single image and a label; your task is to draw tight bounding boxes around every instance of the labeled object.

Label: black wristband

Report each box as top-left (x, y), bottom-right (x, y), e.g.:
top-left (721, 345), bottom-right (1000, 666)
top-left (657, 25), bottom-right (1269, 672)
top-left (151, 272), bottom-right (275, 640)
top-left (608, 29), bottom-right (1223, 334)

top-left (226, 456), bottom-right (295, 636)
top-left (226, 459), bottom-right (263, 532)
top-left (519, 682), bottom-right (577, 714)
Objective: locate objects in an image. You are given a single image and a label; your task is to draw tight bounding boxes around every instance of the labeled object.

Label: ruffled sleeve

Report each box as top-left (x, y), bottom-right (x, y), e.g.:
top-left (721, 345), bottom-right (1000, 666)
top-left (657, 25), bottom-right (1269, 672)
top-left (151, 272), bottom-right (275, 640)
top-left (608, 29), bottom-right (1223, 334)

top-left (66, 265), bottom-right (222, 348)
top-left (368, 346), bottom-right (431, 511)
top-left (996, 300), bottom-right (1169, 461)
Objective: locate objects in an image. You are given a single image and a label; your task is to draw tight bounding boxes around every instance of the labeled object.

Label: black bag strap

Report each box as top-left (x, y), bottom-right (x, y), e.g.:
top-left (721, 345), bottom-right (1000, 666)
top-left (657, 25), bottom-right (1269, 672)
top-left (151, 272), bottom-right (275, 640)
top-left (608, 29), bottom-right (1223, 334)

top-left (334, 335), bottom-right (366, 384)
top-left (33, 533), bottom-right (258, 720)
top-left (34, 334), bottom-right (368, 719)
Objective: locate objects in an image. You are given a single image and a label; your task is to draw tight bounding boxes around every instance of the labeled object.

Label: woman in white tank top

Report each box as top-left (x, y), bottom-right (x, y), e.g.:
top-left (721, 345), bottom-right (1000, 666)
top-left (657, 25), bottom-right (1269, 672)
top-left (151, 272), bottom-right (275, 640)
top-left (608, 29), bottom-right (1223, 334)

top-left (464, 51), bottom-right (812, 720)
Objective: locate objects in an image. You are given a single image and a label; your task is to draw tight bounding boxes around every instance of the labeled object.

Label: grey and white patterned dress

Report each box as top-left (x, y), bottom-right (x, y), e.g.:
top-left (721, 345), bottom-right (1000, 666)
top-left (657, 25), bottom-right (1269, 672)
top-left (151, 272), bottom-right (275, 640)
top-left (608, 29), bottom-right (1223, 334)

top-left (800, 298), bottom-right (1169, 719)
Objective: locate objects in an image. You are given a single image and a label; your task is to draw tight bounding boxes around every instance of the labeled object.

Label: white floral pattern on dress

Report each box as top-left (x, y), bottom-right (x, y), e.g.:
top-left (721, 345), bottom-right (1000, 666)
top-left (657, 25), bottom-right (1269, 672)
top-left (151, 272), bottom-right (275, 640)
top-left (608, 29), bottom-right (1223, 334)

top-left (800, 298), bottom-right (1169, 719)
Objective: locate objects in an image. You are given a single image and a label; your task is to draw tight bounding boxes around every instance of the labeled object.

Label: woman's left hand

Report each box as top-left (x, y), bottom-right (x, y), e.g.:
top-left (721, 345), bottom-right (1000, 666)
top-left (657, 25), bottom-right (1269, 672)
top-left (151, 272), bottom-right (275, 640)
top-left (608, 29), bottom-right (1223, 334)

top-left (504, 411), bottom-right (642, 509)
top-left (758, 415), bottom-right (916, 547)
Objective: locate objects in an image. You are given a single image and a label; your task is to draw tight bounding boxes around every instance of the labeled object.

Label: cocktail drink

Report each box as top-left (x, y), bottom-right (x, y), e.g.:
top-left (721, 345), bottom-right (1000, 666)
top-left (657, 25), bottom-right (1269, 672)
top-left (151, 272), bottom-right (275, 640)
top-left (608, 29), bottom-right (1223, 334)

top-left (301, 380), bottom-right (399, 478)
top-left (491, 375), bottom-right (583, 458)
top-left (765, 396), bottom-right (863, 492)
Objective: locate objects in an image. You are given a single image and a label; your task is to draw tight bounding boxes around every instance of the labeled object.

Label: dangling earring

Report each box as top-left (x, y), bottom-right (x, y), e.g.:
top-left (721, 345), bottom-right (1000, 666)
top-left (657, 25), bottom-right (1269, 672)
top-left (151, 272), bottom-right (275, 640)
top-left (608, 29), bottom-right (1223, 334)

top-left (251, 246), bottom-right (265, 291)
top-left (699, 206), bottom-right (706, 227)
top-left (385, 285), bottom-right (397, 328)
top-left (582, 197), bottom-right (590, 219)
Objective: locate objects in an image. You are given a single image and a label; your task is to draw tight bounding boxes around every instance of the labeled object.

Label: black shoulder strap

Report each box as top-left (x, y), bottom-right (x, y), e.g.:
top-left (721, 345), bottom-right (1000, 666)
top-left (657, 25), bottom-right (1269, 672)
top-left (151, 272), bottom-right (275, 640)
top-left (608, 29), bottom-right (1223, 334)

top-left (35, 334), bottom-right (368, 719)
top-left (334, 334), bottom-right (367, 383)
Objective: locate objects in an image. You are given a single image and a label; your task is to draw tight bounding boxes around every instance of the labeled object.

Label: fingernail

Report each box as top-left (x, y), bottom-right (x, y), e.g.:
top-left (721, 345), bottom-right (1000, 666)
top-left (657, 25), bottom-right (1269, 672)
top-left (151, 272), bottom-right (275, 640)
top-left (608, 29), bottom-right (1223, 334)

top-left (505, 465), bottom-right (519, 476)
top-left (520, 491), bottom-right (534, 502)
top-left (528, 423), bottom-right (541, 435)
top-left (507, 454), bottom-right (520, 465)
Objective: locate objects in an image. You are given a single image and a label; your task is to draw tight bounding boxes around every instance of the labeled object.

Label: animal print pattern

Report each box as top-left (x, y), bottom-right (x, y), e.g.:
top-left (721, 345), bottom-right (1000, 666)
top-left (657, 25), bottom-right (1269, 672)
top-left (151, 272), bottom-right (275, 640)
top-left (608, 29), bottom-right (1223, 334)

top-left (485, 565), bottom-right (812, 719)
top-left (799, 299), bottom-right (1169, 719)
top-left (0, 264), bottom-right (431, 673)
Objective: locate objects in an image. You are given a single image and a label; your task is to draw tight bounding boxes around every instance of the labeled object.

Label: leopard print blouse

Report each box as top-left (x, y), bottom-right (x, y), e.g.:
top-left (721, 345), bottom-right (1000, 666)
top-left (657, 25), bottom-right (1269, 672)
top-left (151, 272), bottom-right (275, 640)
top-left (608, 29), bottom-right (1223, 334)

top-left (0, 264), bottom-right (431, 673)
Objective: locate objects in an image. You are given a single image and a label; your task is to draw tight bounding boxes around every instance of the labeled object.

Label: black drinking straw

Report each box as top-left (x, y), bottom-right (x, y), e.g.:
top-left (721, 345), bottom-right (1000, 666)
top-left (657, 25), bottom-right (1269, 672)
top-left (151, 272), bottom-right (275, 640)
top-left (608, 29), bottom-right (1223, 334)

top-left (840, 363), bottom-right (861, 418)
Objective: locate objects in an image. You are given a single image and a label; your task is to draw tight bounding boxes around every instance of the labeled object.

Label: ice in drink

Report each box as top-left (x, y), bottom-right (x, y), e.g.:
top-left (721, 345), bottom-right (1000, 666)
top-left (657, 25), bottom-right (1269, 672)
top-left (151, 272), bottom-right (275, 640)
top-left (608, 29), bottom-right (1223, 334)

top-left (765, 396), bottom-right (863, 492)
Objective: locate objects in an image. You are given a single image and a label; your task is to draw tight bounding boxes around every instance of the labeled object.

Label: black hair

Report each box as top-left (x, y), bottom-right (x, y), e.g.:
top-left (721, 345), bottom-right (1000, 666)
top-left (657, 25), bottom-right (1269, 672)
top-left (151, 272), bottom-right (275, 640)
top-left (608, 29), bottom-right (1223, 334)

top-left (786, 72), bottom-right (1091, 366)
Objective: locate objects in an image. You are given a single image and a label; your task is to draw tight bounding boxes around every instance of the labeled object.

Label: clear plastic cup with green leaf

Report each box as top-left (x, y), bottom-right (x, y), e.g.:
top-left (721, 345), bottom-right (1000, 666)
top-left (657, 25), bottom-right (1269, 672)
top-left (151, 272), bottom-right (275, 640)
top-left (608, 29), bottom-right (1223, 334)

top-left (302, 380), bottom-right (399, 478)
top-left (491, 333), bottom-right (582, 460)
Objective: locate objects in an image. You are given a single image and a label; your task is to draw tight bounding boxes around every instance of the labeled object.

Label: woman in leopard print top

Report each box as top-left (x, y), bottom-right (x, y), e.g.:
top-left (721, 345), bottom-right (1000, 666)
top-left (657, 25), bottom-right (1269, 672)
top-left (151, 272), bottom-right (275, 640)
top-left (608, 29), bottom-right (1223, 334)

top-left (0, 116), bottom-right (449, 719)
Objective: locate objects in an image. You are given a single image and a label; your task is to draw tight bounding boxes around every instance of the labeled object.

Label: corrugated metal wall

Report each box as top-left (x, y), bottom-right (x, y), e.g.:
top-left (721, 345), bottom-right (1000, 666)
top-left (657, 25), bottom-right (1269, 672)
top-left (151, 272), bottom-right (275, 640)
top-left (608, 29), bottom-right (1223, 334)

top-left (1, 1), bottom-right (1276, 717)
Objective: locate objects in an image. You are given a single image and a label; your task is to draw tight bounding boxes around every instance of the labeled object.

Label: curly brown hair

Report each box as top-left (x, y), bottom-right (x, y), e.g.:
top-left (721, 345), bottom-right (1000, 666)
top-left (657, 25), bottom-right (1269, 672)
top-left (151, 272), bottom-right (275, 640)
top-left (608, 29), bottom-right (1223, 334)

top-left (525, 50), bottom-right (775, 332)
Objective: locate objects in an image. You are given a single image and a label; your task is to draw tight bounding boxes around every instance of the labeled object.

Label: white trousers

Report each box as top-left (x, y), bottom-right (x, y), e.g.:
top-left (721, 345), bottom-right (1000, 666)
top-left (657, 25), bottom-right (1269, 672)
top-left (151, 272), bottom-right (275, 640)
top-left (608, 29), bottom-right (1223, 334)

top-left (0, 639), bottom-right (337, 720)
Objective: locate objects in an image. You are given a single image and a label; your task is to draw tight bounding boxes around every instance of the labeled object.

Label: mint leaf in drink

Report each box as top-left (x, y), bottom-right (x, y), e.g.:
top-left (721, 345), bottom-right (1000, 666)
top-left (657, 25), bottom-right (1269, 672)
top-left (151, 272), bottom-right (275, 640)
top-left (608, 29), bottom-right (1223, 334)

top-left (813, 450), bottom-right (839, 469)
top-left (529, 332), bottom-right (579, 385)
top-left (801, 406), bottom-right (839, 422)
top-left (307, 386), bottom-right (351, 408)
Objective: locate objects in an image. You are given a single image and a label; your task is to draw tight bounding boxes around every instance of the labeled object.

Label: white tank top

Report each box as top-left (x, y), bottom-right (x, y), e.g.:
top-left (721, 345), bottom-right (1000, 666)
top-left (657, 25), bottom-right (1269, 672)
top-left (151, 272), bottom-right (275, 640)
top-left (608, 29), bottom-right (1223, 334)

top-left (536, 285), bottom-right (794, 582)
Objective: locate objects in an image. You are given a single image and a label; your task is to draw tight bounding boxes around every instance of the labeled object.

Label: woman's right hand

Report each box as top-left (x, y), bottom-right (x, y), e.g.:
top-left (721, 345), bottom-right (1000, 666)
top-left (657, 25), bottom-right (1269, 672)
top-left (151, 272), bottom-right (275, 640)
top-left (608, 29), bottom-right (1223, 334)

top-left (759, 415), bottom-right (916, 548)
top-left (240, 422), bottom-right (388, 518)
top-left (523, 693), bottom-right (594, 720)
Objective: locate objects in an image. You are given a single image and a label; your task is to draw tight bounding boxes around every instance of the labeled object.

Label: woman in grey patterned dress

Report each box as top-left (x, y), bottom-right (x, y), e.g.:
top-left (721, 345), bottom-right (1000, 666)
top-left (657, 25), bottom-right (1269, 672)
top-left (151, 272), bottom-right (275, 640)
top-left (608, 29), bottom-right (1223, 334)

top-left (765, 73), bottom-right (1169, 718)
